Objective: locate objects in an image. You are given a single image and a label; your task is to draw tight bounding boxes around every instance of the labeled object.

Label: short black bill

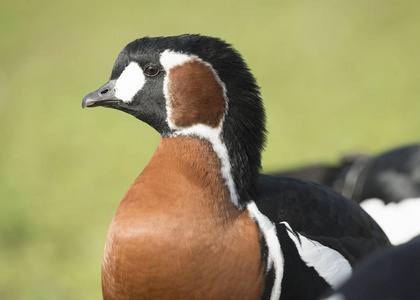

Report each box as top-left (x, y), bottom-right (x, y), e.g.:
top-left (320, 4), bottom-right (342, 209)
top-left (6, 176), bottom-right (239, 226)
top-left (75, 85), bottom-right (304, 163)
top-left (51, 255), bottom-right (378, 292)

top-left (82, 80), bottom-right (121, 108)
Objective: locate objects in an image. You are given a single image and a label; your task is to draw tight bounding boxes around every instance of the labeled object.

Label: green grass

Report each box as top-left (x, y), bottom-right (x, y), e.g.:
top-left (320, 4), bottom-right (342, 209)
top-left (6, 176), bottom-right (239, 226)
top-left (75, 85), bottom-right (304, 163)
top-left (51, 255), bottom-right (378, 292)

top-left (1, 0), bottom-right (420, 299)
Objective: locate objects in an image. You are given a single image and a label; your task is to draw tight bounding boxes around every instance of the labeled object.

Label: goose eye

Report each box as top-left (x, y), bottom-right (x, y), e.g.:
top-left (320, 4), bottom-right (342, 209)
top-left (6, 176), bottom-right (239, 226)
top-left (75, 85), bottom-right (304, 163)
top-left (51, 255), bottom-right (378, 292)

top-left (143, 64), bottom-right (160, 77)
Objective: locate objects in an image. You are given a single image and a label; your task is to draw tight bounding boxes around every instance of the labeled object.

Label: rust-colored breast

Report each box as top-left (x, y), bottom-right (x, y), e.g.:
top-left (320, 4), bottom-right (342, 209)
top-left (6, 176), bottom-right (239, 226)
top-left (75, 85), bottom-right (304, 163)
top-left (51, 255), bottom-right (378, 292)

top-left (167, 60), bottom-right (226, 128)
top-left (101, 137), bottom-right (265, 300)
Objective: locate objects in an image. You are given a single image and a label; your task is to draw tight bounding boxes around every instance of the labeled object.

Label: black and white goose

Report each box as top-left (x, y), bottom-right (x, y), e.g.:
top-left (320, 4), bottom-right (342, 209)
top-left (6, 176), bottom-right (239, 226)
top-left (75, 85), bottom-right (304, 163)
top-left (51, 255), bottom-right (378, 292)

top-left (82, 34), bottom-right (390, 300)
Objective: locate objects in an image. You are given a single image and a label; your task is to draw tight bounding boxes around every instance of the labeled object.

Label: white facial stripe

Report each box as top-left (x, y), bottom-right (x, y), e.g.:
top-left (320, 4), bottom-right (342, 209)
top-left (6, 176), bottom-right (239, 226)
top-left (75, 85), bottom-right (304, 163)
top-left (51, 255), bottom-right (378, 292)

top-left (281, 222), bottom-right (352, 289)
top-left (247, 201), bottom-right (284, 300)
top-left (160, 50), bottom-right (194, 70)
top-left (161, 51), bottom-right (194, 131)
top-left (115, 62), bottom-right (145, 102)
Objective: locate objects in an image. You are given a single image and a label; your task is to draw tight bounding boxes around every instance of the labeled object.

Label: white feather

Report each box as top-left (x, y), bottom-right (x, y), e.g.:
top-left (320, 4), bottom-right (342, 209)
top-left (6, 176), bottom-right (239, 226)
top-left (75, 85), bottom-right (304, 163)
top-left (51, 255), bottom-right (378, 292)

top-left (282, 222), bottom-right (352, 289)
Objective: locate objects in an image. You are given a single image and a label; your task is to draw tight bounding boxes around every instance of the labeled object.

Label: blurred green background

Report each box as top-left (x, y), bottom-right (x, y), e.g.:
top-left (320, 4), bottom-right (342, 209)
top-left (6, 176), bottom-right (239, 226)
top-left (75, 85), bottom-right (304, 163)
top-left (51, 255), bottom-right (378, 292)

top-left (1, 0), bottom-right (419, 299)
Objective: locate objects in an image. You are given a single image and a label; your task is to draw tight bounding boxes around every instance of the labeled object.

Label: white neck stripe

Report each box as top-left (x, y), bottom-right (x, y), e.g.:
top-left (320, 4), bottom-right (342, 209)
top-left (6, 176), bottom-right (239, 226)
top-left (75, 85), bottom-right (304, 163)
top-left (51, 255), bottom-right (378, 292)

top-left (170, 125), bottom-right (240, 207)
top-left (247, 201), bottom-right (283, 300)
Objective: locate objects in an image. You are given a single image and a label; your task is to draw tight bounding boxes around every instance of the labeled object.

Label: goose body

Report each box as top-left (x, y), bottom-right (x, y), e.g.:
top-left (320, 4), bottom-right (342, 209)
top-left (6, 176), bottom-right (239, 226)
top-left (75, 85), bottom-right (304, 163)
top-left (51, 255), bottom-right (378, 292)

top-left (82, 34), bottom-right (390, 300)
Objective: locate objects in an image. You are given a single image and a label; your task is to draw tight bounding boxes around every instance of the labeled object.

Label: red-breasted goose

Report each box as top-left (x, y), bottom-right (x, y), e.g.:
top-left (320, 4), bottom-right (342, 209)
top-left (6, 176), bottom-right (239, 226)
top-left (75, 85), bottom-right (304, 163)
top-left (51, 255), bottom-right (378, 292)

top-left (82, 34), bottom-right (390, 300)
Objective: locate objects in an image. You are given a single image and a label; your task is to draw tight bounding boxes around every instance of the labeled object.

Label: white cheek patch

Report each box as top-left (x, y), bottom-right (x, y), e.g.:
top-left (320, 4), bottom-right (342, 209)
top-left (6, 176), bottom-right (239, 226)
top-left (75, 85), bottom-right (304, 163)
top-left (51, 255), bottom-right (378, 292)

top-left (115, 62), bottom-right (145, 103)
top-left (282, 222), bottom-right (352, 289)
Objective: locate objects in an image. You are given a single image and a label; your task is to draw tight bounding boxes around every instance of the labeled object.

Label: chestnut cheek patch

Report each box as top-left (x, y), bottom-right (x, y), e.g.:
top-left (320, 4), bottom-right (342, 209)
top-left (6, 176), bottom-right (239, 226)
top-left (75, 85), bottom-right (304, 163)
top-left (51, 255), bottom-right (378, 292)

top-left (160, 51), bottom-right (227, 130)
top-left (167, 60), bottom-right (226, 128)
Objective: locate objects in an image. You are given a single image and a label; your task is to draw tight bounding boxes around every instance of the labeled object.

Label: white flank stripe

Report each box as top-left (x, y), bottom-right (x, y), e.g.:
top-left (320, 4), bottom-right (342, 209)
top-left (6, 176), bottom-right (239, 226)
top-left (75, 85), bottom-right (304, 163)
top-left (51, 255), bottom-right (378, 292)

top-left (282, 222), bottom-right (352, 289)
top-left (115, 62), bottom-right (145, 102)
top-left (247, 202), bottom-right (284, 300)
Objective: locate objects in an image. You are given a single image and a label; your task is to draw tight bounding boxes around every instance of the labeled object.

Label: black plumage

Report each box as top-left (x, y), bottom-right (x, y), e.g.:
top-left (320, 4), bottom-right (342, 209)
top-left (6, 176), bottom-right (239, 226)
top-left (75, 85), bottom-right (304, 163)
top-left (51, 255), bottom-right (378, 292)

top-left (256, 175), bottom-right (390, 264)
top-left (322, 238), bottom-right (420, 300)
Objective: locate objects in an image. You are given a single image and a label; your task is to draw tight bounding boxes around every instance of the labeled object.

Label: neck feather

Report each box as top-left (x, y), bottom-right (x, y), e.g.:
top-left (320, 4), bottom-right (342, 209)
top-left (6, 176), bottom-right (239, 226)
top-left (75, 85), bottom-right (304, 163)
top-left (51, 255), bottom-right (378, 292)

top-left (134, 136), bottom-right (243, 216)
top-left (168, 126), bottom-right (242, 208)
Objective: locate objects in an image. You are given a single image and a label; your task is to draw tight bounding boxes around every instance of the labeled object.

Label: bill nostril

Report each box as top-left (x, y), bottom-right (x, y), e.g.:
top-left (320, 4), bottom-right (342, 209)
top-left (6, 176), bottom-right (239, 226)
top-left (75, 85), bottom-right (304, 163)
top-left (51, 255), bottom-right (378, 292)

top-left (100, 89), bottom-right (109, 95)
